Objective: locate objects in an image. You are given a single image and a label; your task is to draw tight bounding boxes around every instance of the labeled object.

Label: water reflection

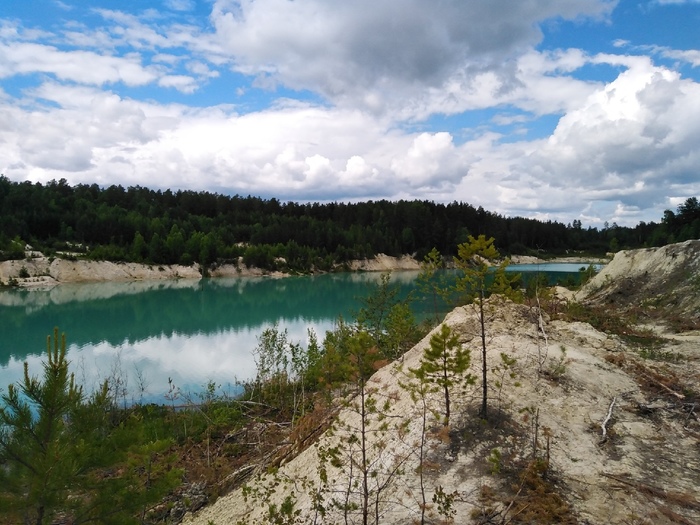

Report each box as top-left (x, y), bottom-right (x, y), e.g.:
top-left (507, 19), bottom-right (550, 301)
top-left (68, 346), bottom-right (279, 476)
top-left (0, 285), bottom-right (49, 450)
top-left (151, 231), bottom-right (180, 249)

top-left (0, 264), bottom-right (597, 403)
top-left (0, 273), bottom-right (418, 403)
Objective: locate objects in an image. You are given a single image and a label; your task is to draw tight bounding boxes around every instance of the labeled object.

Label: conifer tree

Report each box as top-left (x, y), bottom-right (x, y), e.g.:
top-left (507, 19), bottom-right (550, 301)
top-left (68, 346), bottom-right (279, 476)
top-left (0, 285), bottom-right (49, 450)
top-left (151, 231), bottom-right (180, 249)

top-left (0, 328), bottom-right (181, 525)
top-left (455, 235), bottom-right (520, 420)
top-left (411, 323), bottom-right (474, 427)
top-left (416, 247), bottom-right (449, 323)
top-left (0, 328), bottom-right (83, 524)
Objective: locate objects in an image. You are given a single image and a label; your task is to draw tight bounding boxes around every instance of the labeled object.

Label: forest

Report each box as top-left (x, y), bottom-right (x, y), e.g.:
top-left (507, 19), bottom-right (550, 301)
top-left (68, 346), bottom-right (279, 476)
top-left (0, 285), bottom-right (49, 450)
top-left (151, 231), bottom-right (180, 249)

top-left (1, 176), bottom-right (698, 272)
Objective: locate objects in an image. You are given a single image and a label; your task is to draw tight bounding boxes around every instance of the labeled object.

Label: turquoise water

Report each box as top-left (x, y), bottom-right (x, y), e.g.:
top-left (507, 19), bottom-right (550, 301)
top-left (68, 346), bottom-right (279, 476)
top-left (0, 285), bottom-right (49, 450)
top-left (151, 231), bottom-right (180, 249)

top-left (0, 272), bottom-right (424, 403)
top-left (0, 263), bottom-right (601, 403)
top-left (505, 262), bottom-right (603, 273)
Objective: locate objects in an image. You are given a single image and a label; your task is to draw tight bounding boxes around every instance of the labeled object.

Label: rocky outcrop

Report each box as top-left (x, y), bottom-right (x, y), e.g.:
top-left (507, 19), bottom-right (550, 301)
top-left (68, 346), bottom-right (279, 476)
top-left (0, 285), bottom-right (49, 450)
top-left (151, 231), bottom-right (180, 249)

top-left (0, 253), bottom-right (422, 288)
top-left (346, 253), bottom-right (421, 271)
top-left (0, 257), bottom-right (202, 287)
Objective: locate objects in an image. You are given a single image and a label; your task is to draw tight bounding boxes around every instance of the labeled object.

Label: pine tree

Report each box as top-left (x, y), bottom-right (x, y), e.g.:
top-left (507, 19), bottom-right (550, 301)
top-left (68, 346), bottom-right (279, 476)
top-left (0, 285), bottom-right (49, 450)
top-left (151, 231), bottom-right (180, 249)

top-left (0, 328), bottom-right (83, 524)
top-left (455, 235), bottom-right (520, 420)
top-left (410, 323), bottom-right (474, 427)
top-left (0, 328), bottom-right (181, 524)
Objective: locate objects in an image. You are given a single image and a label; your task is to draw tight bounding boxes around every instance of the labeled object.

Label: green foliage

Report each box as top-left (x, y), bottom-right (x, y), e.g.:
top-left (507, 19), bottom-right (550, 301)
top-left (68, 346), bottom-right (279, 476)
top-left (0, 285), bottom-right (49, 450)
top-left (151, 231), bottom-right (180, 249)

top-left (0, 328), bottom-right (181, 525)
top-left (524, 273), bottom-right (549, 299)
top-left (491, 352), bottom-right (519, 411)
top-left (356, 272), bottom-right (424, 361)
top-left (416, 247), bottom-right (452, 322)
top-left (487, 448), bottom-right (502, 475)
top-left (578, 264), bottom-right (598, 287)
top-left (266, 494), bottom-right (302, 525)
top-left (356, 273), bottom-right (399, 346)
top-left (411, 323), bottom-right (475, 427)
top-left (0, 236), bottom-right (26, 261)
top-left (0, 328), bottom-right (83, 523)
top-left (547, 346), bottom-right (570, 380)
top-left (325, 330), bottom-right (407, 524)
top-left (453, 234), bottom-right (525, 421)
top-left (455, 234), bottom-right (521, 304)
top-left (432, 485), bottom-right (458, 521)
top-left (661, 196), bottom-right (700, 242)
top-left (315, 317), bottom-right (356, 395)
top-left (564, 302), bottom-right (666, 347)
top-left (248, 324), bottom-right (323, 422)
top-left (0, 175), bottom-right (670, 273)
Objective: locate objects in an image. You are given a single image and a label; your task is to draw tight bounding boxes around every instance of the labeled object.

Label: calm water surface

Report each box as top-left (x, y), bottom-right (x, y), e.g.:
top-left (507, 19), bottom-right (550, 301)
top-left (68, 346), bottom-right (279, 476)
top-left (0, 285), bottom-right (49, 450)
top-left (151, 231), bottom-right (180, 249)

top-left (0, 263), bottom-right (599, 403)
top-left (0, 272), bottom-right (425, 403)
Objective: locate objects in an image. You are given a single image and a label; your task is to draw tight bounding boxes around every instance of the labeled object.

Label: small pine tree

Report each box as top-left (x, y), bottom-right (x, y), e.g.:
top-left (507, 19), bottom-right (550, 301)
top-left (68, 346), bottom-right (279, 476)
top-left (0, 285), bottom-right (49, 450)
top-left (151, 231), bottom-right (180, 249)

top-left (416, 247), bottom-right (446, 323)
top-left (0, 328), bottom-right (181, 525)
top-left (0, 328), bottom-right (83, 524)
top-left (455, 235), bottom-right (519, 420)
top-left (411, 323), bottom-right (475, 427)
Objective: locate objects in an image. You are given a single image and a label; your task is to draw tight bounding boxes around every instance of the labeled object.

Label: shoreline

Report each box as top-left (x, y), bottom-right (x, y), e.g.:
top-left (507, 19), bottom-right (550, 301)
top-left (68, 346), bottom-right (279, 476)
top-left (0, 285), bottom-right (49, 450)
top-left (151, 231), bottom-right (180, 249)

top-left (0, 252), bottom-right (609, 290)
top-left (0, 253), bottom-right (423, 289)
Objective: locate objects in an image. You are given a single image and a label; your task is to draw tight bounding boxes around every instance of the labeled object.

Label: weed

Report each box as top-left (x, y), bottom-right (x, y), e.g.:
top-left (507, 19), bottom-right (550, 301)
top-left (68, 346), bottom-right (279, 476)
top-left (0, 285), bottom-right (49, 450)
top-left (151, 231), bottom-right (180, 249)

top-left (487, 448), bottom-right (502, 475)
top-left (638, 347), bottom-right (684, 362)
top-left (563, 302), bottom-right (667, 347)
top-left (545, 346), bottom-right (569, 381)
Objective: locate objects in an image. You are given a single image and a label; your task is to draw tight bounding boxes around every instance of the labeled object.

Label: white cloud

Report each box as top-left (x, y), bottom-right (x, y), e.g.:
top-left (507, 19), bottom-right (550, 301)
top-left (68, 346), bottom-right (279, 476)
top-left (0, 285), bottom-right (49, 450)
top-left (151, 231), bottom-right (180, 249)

top-left (489, 58), bottom-right (700, 224)
top-left (164, 0), bottom-right (196, 11)
top-left (0, 41), bottom-right (158, 86)
top-left (654, 0), bottom-right (700, 4)
top-left (210, 0), bottom-right (615, 115)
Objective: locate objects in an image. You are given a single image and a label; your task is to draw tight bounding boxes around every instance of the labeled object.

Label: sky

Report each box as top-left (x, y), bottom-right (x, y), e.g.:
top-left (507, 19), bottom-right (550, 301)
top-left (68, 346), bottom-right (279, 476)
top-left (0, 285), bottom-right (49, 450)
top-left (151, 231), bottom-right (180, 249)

top-left (1, 0), bottom-right (699, 227)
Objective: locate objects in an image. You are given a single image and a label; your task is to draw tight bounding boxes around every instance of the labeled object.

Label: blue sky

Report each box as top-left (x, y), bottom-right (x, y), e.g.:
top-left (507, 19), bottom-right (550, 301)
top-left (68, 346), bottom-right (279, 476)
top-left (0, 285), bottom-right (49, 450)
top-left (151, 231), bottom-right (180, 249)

top-left (1, 0), bottom-right (699, 227)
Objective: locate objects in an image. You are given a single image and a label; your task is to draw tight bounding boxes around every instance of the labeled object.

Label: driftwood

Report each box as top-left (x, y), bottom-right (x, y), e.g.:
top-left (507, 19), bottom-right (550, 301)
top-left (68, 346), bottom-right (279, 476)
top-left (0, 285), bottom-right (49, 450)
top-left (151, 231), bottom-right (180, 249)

top-left (600, 396), bottom-right (617, 444)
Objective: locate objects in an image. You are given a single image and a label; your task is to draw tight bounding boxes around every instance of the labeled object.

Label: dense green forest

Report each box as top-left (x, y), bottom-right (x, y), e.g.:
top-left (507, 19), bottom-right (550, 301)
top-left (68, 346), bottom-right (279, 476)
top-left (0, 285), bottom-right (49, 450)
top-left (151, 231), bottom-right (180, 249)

top-left (1, 176), bottom-right (698, 271)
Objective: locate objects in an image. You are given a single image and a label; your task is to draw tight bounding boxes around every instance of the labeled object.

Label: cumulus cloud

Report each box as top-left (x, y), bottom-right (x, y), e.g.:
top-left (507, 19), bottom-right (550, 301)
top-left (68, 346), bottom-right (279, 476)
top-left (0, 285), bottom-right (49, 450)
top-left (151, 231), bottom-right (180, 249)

top-left (488, 58), bottom-right (700, 224)
top-left (210, 0), bottom-right (615, 115)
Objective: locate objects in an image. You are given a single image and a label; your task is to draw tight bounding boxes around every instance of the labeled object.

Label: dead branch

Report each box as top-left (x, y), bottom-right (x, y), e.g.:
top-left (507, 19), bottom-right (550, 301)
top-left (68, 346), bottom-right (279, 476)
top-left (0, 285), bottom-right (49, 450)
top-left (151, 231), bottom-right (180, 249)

top-left (602, 473), bottom-right (700, 511)
top-left (216, 464), bottom-right (257, 487)
top-left (640, 372), bottom-right (685, 399)
top-left (600, 396), bottom-right (617, 444)
top-left (535, 290), bottom-right (549, 375)
top-left (683, 403), bottom-right (697, 428)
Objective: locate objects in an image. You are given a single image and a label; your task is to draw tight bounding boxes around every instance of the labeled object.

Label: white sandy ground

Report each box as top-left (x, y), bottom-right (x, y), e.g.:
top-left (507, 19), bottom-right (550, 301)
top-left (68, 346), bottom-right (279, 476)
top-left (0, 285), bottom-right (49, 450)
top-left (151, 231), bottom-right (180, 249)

top-left (181, 296), bottom-right (699, 524)
top-left (0, 253), bottom-right (427, 288)
top-left (177, 243), bottom-right (700, 525)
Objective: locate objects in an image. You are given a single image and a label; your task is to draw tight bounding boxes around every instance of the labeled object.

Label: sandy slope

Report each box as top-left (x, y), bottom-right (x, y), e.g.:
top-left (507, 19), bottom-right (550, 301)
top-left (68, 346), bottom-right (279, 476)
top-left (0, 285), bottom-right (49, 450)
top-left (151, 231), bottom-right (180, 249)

top-left (180, 242), bottom-right (700, 525)
top-left (183, 292), bottom-right (699, 524)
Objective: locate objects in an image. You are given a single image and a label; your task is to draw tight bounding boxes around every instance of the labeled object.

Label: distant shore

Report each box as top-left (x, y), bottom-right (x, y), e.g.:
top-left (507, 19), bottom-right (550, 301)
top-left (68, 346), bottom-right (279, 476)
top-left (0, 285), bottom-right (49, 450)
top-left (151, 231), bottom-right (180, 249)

top-left (0, 252), bottom-right (609, 289)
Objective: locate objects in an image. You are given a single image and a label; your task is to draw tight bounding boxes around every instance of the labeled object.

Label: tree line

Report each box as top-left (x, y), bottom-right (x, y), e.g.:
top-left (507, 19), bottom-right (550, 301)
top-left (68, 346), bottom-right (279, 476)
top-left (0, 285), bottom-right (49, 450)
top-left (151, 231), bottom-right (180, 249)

top-left (1, 176), bottom-right (697, 271)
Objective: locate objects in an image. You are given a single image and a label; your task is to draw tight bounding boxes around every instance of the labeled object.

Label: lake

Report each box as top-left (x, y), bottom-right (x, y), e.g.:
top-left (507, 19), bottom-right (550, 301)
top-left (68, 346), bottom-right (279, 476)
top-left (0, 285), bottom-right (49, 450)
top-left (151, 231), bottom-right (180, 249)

top-left (0, 262), bottom-right (599, 404)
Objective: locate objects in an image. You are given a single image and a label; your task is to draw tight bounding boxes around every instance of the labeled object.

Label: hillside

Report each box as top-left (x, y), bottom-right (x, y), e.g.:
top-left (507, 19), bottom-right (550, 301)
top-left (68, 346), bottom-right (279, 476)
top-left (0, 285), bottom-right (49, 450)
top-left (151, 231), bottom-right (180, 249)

top-left (183, 241), bottom-right (700, 525)
top-left (580, 239), bottom-right (700, 331)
